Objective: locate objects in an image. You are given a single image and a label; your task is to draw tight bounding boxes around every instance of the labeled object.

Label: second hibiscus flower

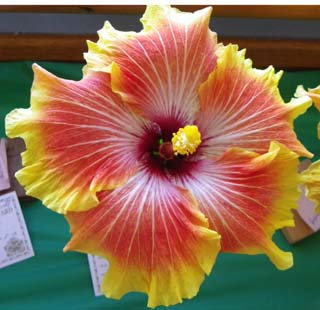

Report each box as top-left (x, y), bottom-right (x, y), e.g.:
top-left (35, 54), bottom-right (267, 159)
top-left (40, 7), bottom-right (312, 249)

top-left (5, 5), bottom-right (317, 308)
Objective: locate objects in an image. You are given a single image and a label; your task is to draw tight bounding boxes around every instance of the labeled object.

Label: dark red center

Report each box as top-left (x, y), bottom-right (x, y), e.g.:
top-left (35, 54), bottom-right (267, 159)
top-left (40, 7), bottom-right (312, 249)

top-left (138, 117), bottom-right (198, 177)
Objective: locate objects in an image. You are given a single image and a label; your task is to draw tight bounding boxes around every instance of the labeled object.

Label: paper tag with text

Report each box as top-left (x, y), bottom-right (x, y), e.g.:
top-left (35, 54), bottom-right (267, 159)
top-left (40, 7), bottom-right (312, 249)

top-left (87, 254), bottom-right (110, 296)
top-left (0, 192), bottom-right (34, 268)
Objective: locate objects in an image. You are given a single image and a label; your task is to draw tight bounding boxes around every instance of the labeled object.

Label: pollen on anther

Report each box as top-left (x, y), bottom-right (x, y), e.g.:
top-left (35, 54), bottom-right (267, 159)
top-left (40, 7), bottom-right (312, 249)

top-left (171, 125), bottom-right (201, 156)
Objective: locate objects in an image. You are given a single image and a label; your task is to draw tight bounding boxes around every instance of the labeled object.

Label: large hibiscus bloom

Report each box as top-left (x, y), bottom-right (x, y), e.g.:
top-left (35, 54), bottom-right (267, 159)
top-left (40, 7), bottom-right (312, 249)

top-left (5, 5), bottom-right (315, 308)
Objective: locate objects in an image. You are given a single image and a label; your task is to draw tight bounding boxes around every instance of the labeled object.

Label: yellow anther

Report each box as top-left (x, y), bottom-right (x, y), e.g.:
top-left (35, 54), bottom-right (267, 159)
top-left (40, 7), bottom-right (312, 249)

top-left (171, 125), bottom-right (201, 156)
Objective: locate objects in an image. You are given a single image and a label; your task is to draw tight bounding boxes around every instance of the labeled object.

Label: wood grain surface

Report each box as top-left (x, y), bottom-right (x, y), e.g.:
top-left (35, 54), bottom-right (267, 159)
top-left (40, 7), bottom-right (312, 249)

top-left (0, 5), bottom-right (319, 19)
top-left (1, 33), bottom-right (319, 69)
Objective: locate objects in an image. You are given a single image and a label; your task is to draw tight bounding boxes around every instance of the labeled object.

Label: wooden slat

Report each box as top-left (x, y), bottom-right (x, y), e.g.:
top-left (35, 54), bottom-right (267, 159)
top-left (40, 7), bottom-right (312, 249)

top-left (224, 37), bottom-right (320, 69)
top-left (0, 34), bottom-right (97, 63)
top-left (0, 5), bottom-right (320, 20)
top-left (0, 34), bottom-right (319, 69)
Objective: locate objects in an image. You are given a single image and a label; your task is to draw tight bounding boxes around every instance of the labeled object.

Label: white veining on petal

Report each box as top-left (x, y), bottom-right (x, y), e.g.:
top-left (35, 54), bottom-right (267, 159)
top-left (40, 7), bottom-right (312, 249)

top-left (99, 7), bottom-right (216, 124)
top-left (196, 45), bottom-right (306, 158)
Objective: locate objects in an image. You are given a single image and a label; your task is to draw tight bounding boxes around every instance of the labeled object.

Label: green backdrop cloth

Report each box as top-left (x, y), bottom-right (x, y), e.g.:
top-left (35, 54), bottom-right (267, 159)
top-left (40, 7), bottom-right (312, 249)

top-left (0, 62), bottom-right (320, 309)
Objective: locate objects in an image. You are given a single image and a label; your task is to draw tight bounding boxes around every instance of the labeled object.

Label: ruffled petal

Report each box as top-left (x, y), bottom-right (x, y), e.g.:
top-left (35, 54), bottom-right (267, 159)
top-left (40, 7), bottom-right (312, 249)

top-left (5, 64), bottom-right (145, 214)
top-left (64, 169), bottom-right (220, 308)
top-left (177, 141), bottom-right (299, 270)
top-left (295, 85), bottom-right (320, 213)
top-left (296, 84), bottom-right (320, 109)
top-left (301, 160), bottom-right (320, 213)
top-left (196, 44), bottom-right (312, 158)
top-left (295, 84), bottom-right (320, 138)
top-left (85, 5), bottom-right (217, 123)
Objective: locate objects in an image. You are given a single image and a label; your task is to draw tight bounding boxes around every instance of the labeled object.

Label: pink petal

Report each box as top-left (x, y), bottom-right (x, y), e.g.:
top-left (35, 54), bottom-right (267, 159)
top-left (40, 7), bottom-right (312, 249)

top-left (85, 5), bottom-right (217, 124)
top-left (65, 169), bottom-right (220, 307)
top-left (196, 44), bottom-right (312, 158)
top-left (5, 65), bottom-right (145, 213)
top-left (176, 141), bottom-right (300, 270)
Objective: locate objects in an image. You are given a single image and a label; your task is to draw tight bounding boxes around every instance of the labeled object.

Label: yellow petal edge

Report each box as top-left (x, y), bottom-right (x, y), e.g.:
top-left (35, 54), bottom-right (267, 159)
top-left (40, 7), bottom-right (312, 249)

top-left (301, 160), bottom-right (320, 213)
top-left (5, 65), bottom-right (99, 214)
top-left (294, 84), bottom-right (320, 213)
top-left (64, 188), bottom-right (221, 308)
top-left (235, 141), bottom-right (300, 270)
top-left (201, 44), bottom-right (313, 158)
top-left (83, 5), bottom-right (214, 75)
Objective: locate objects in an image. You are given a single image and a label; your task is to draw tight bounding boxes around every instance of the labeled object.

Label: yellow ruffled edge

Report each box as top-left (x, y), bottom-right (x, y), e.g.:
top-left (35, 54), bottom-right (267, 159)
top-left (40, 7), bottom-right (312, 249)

top-left (296, 84), bottom-right (320, 139)
top-left (101, 227), bottom-right (220, 308)
top-left (5, 64), bottom-right (99, 214)
top-left (264, 142), bottom-right (300, 269)
top-left (64, 188), bottom-right (221, 308)
top-left (200, 44), bottom-right (313, 158)
top-left (300, 160), bottom-right (320, 214)
top-left (296, 84), bottom-right (320, 110)
top-left (71, 228), bottom-right (220, 308)
top-left (140, 5), bottom-right (213, 31)
top-left (83, 5), bottom-right (215, 76)
top-left (294, 85), bottom-right (320, 213)
top-left (231, 141), bottom-right (300, 270)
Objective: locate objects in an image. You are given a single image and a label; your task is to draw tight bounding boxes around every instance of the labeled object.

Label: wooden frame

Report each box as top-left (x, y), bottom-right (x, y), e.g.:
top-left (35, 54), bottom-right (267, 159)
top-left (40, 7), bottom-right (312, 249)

top-left (1, 34), bottom-right (319, 70)
top-left (0, 5), bottom-right (320, 69)
top-left (0, 5), bottom-right (320, 19)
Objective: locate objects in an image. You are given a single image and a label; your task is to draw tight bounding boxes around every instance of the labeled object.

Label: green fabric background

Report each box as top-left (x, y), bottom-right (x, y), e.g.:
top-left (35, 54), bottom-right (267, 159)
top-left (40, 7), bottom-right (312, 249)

top-left (0, 62), bottom-right (320, 309)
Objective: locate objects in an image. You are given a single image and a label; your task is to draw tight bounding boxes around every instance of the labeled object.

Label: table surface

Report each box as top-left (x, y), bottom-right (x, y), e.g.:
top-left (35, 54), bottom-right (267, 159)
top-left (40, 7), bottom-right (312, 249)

top-left (0, 62), bottom-right (320, 310)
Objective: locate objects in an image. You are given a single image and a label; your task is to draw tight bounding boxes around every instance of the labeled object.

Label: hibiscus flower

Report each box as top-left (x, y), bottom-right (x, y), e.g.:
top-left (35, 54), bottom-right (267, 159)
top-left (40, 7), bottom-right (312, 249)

top-left (5, 5), bottom-right (316, 308)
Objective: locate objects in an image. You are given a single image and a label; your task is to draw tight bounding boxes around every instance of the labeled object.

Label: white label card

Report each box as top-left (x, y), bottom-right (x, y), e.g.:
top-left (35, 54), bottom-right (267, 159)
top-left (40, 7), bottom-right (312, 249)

top-left (88, 254), bottom-right (110, 296)
top-left (0, 192), bottom-right (34, 268)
